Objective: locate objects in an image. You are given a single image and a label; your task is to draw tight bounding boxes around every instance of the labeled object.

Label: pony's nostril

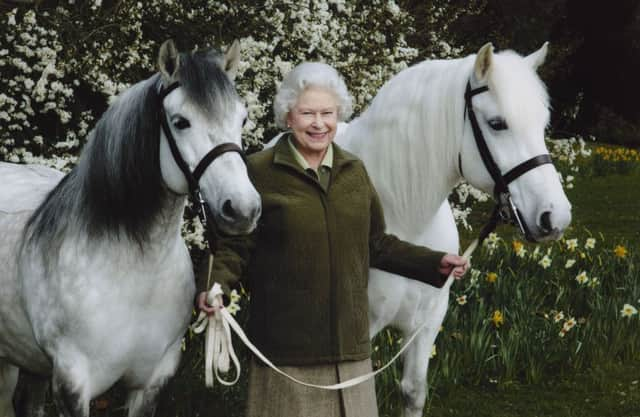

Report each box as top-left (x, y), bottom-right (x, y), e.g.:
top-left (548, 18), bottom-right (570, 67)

top-left (540, 211), bottom-right (553, 232)
top-left (222, 199), bottom-right (236, 220)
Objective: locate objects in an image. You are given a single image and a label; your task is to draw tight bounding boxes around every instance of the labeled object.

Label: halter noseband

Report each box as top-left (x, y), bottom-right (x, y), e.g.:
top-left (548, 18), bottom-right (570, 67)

top-left (158, 81), bottom-right (246, 238)
top-left (463, 81), bottom-right (553, 242)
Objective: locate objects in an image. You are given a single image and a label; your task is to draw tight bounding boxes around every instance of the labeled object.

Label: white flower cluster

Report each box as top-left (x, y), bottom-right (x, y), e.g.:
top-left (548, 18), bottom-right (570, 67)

top-left (1, 9), bottom-right (83, 169)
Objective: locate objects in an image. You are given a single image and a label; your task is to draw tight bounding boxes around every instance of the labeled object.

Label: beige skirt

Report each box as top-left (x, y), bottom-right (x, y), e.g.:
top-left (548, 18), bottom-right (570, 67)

top-left (245, 357), bottom-right (379, 417)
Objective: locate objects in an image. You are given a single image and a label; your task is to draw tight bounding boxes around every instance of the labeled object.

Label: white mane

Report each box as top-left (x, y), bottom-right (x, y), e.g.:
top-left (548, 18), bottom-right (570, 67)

top-left (341, 57), bottom-right (471, 238)
top-left (340, 50), bottom-right (550, 239)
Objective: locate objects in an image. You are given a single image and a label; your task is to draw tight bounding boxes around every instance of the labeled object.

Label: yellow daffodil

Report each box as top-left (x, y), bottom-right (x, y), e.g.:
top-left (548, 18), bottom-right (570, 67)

top-left (614, 245), bottom-right (628, 258)
top-left (486, 272), bottom-right (498, 283)
top-left (621, 304), bottom-right (638, 318)
top-left (491, 310), bottom-right (504, 328)
top-left (512, 240), bottom-right (527, 258)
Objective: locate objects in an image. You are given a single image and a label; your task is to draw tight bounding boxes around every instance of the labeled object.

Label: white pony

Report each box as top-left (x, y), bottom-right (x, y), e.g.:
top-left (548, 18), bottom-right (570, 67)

top-left (0, 40), bottom-right (261, 417)
top-left (269, 42), bottom-right (571, 417)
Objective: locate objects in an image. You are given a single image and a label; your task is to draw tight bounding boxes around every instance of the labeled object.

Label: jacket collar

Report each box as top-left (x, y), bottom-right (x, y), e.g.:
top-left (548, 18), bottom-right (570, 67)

top-left (273, 133), bottom-right (357, 177)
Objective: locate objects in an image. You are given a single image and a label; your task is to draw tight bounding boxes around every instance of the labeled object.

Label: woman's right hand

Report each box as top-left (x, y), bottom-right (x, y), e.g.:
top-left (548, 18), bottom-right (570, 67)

top-left (197, 291), bottom-right (222, 316)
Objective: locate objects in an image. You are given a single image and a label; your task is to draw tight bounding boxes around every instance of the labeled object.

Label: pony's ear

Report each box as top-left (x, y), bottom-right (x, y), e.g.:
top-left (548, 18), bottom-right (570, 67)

top-left (473, 43), bottom-right (494, 83)
top-left (223, 40), bottom-right (241, 81)
top-left (158, 40), bottom-right (180, 81)
top-left (524, 42), bottom-right (549, 71)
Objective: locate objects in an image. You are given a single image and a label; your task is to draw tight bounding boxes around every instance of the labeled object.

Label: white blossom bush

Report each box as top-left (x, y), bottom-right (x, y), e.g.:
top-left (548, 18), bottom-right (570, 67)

top-left (0, 2), bottom-right (593, 237)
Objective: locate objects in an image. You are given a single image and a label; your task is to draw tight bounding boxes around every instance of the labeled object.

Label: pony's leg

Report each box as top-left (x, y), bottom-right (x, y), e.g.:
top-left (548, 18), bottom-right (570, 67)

top-left (51, 355), bottom-right (91, 417)
top-left (126, 386), bottom-right (162, 417)
top-left (14, 370), bottom-right (49, 417)
top-left (126, 339), bottom-right (182, 417)
top-left (399, 327), bottom-right (439, 417)
top-left (0, 361), bottom-right (19, 417)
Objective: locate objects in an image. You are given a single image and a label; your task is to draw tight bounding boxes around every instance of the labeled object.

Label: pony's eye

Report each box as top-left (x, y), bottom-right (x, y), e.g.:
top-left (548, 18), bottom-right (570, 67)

top-left (487, 117), bottom-right (508, 131)
top-left (173, 118), bottom-right (191, 130)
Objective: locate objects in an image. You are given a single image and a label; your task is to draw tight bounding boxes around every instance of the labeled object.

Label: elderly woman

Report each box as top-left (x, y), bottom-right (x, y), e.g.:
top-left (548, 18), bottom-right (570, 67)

top-left (197, 62), bottom-right (468, 417)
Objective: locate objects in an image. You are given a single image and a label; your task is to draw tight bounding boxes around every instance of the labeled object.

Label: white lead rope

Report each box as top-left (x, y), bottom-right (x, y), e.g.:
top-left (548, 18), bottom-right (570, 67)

top-left (192, 239), bottom-right (478, 390)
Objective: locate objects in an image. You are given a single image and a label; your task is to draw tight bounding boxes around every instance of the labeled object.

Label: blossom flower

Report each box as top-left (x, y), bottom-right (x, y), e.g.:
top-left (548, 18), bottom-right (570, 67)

top-left (585, 238), bottom-right (596, 249)
top-left (486, 272), bottom-right (498, 284)
top-left (226, 302), bottom-right (241, 316)
top-left (553, 311), bottom-right (565, 323)
top-left (588, 277), bottom-right (600, 288)
top-left (230, 289), bottom-right (241, 304)
top-left (563, 317), bottom-right (577, 332)
top-left (538, 255), bottom-right (552, 269)
top-left (491, 310), bottom-right (504, 328)
top-left (565, 238), bottom-right (578, 251)
top-left (456, 295), bottom-right (468, 305)
top-left (621, 304), bottom-right (638, 318)
top-left (430, 344), bottom-right (436, 358)
top-left (565, 259), bottom-right (576, 269)
top-left (575, 271), bottom-right (589, 285)
top-left (614, 245), bottom-right (628, 258)
top-left (486, 233), bottom-right (500, 245)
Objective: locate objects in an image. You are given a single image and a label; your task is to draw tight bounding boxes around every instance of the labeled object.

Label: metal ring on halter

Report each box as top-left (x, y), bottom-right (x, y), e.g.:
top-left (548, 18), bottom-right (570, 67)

top-left (463, 81), bottom-right (554, 242)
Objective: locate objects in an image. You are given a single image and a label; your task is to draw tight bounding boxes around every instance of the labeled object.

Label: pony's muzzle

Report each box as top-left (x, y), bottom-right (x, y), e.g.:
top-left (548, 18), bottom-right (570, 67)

top-left (218, 197), bottom-right (261, 234)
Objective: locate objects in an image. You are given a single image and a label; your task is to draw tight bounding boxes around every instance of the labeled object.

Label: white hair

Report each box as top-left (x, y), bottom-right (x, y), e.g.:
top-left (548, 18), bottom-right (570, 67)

top-left (273, 62), bottom-right (353, 129)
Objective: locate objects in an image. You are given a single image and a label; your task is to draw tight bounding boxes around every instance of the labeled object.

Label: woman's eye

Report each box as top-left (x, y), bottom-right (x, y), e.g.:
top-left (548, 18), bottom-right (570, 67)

top-left (487, 117), bottom-right (508, 131)
top-left (173, 118), bottom-right (191, 130)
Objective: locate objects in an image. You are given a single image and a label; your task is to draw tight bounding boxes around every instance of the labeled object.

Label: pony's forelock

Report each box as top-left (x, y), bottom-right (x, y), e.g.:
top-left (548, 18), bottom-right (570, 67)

top-left (489, 51), bottom-right (550, 131)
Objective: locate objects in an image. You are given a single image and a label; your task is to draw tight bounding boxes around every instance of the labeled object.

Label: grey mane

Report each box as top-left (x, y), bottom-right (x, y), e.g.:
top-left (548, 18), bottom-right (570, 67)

top-left (25, 47), bottom-right (237, 252)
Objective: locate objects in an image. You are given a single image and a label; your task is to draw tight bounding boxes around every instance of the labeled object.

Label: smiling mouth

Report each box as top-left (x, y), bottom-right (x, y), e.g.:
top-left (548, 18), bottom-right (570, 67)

top-left (307, 131), bottom-right (328, 140)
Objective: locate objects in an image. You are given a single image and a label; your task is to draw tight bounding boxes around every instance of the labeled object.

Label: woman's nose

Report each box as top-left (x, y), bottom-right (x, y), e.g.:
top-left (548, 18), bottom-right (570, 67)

top-left (312, 113), bottom-right (323, 127)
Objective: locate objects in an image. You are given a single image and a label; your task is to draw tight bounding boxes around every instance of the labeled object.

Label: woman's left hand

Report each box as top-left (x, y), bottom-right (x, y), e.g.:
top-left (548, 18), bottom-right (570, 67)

top-left (438, 254), bottom-right (469, 279)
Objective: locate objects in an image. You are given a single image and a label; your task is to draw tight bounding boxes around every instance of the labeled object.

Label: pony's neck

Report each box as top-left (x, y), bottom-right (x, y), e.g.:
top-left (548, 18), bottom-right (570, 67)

top-left (343, 58), bottom-right (471, 237)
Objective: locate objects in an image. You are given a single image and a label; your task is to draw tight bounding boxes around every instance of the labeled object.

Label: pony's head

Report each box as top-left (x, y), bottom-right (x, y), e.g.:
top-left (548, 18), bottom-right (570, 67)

top-left (156, 40), bottom-right (260, 235)
top-left (459, 42), bottom-right (571, 242)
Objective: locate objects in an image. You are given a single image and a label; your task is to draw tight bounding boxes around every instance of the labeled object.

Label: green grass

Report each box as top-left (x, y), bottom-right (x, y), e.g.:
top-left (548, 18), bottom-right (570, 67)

top-left (425, 360), bottom-right (640, 417)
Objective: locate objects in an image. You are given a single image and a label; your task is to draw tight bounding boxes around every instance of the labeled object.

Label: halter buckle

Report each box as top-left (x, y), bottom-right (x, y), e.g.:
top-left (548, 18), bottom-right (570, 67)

top-left (194, 189), bottom-right (208, 224)
top-left (498, 192), bottom-right (526, 236)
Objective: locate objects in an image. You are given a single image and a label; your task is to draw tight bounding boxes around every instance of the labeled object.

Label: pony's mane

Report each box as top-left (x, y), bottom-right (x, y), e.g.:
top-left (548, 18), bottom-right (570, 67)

top-left (26, 48), bottom-right (237, 250)
top-left (344, 49), bottom-right (549, 238)
top-left (345, 58), bottom-right (470, 236)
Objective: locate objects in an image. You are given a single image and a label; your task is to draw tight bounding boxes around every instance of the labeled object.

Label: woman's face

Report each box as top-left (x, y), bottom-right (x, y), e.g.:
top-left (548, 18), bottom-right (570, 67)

top-left (287, 86), bottom-right (338, 162)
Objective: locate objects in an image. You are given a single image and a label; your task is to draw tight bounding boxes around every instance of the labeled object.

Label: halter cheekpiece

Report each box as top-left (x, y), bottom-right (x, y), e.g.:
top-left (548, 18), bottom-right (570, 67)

top-left (463, 81), bottom-right (553, 242)
top-left (159, 81), bottom-right (246, 245)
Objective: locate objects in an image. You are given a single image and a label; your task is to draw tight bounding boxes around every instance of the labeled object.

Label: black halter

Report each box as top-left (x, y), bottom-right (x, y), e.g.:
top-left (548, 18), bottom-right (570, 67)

top-left (463, 81), bottom-right (553, 243)
top-left (158, 81), bottom-right (246, 243)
